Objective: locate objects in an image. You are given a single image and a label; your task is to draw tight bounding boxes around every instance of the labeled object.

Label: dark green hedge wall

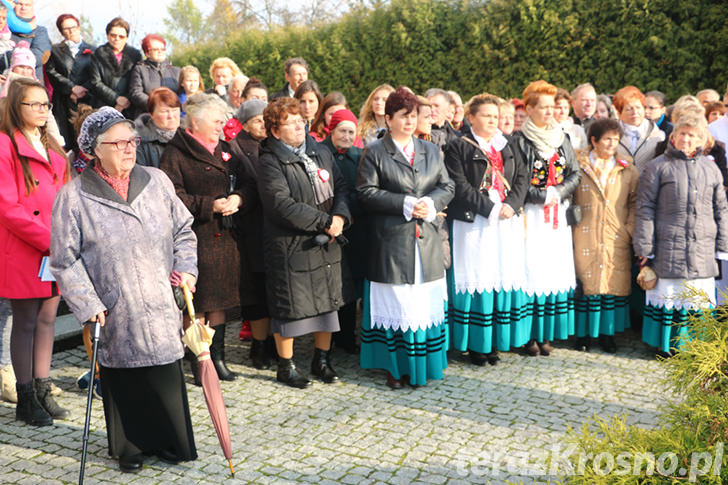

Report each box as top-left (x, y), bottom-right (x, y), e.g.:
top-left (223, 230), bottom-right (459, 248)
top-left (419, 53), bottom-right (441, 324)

top-left (173, 0), bottom-right (728, 110)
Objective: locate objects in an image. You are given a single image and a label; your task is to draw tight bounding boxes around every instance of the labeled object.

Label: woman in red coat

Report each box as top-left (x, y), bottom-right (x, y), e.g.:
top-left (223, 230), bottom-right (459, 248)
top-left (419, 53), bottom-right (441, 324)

top-left (0, 78), bottom-right (70, 426)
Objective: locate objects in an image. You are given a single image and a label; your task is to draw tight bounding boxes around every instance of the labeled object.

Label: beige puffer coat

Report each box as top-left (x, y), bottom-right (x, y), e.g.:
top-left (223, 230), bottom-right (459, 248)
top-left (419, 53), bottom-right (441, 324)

top-left (572, 150), bottom-right (639, 296)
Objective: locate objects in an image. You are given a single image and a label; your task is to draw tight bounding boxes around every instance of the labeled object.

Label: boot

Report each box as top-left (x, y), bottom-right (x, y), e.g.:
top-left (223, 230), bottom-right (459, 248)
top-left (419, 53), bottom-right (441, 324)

top-left (250, 339), bottom-right (271, 370)
top-left (468, 351), bottom-right (488, 366)
top-left (35, 377), bottom-right (70, 419)
top-left (184, 350), bottom-right (202, 387)
top-left (276, 357), bottom-right (311, 389)
top-left (311, 348), bottom-right (339, 383)
top-left (210, 324), bottom-right (237, 381)
top-left (15, 381), bottom-right (52, 426)
top-left (574, 336), bottom-right (590, 352)
top-left (486, 351), bottom-right (500, 366)
top-left (1, 364), bottom-right (17, 403)
top-left (599, 335), bottom-right (617, 354)
top-left (524, 339), bottom-right (539, 356)
top-left (538, 340), bottom-right (553, 356)
top-left (334, 302), bottom-right (359, 354)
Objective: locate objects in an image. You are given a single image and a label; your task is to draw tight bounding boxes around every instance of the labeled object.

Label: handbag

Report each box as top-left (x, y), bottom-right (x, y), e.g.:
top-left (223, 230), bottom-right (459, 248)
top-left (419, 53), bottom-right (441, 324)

top-left (566, 204), bottom-right (582, 226)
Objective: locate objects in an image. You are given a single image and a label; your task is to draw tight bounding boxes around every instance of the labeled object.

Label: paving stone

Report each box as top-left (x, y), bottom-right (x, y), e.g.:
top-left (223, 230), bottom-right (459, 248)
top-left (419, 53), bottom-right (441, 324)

top-left (0, 326), bottom-right (673, 484)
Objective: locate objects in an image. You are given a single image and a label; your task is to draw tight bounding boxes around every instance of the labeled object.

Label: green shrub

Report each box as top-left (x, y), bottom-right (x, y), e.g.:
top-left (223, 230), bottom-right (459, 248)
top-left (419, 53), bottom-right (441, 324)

top-left (562, 289), bottom-right (728, 483)
top-left (172, 0), bottom-right (728, 111)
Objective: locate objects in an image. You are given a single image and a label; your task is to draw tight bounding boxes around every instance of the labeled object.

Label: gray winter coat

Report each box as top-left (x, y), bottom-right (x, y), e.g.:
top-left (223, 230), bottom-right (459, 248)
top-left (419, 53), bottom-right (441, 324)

top-left (50, 164), bottom-right (197, 368)
top-left (128, 59), bottom-right (181, 115)
top-left (633, 145), bottom-right (728, 279)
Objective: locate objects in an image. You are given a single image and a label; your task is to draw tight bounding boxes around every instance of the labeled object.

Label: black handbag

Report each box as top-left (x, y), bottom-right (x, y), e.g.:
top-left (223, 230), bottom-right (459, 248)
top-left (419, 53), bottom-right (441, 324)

top-left (566, 204), bottom-right (582, 226)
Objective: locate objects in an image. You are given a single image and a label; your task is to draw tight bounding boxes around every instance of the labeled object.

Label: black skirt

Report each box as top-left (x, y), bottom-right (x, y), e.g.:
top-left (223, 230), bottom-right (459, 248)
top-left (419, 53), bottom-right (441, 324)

top-left (99, 360), bottom-right (197, 460)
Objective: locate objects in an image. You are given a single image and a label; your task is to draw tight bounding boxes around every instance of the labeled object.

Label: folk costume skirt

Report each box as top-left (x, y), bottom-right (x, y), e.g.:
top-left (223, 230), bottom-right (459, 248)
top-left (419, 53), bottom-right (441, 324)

top-left (360, 245), bottom-right (448, 386)
top-left (448, 213), bottom-right (530, 353)
top-left (99, 359), bottom-right (197, 460)
top-left (575, 294), bottom-right (630, 338)
top-left (523, 202), bottom-right (576, 342)
top-left (642, 277), bottom-right (714, 353)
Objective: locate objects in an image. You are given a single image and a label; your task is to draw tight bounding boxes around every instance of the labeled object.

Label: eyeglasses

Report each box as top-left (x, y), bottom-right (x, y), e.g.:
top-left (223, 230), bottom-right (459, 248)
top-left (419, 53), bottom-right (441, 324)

top-left (99, 137), bottom-right (140, 150)
top-left (21, 102), bottom-right (52, 112)
top-left (280, 118), bottom-right (305, 127)
top-left (61, 25), bottom-right (80, 32)
top-left (148, 47), bottom-right (165, 53)
top-left (108, 33), bottom-right (127, 39)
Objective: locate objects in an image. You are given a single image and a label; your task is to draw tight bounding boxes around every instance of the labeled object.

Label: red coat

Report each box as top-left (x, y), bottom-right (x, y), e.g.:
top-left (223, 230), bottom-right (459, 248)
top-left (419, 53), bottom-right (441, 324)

top-left (0, 130), bottom-right (67, 298)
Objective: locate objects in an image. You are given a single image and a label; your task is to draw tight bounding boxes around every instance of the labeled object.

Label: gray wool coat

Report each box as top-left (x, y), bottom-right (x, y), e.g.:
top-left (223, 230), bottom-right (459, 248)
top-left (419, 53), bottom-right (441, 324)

top-left (633, 145), bottom-right (728, 279)
top-left (50, 163), bottom-right (198, 369)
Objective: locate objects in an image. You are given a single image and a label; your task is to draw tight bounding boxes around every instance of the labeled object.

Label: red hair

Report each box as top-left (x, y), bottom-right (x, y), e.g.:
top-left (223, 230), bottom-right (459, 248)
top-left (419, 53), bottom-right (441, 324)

top-left (147, 87), bottom-right (180, 114)
top-left (141, 34), bottom-right (166, 55)
top-left (55, 14), bottom-right (79, 33)
top-left (612, 86), bottom-right (645, 113)
top-left (522, 80), bottom-right (558, 107)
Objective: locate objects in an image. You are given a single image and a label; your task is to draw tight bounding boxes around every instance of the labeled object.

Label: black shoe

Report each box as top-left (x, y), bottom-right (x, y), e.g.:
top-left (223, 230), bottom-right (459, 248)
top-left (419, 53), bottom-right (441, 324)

top-left (311, 348), bottom-right (339, 383)
top-left (599, 335), bottom-right (617, 354)
top-left (277, 358), bottom-right (311, 389)
top-left (574, 337), bottom-right (590, 352)
top-left (157, 449), bottom-right (181, 465)
top-left (119, 454), bottom-right (143, 473)
top-left (15, 382), bottom-right (52, 426)
top-left (656, 349), bottom-right (675, 360)
top-left (250, 339), bottom-right (271, 370)
top-left (469, 351), bottom-right (488, 366)
top-left (386, 372), bottom-right (403, 389)
top-left (486, 351), bottom-right (500, 366)
top-left (538, 341), bottom-right (553, 356)
top-left (210, 324), bottom-right (237, 381)
top-left (34, 378), bottom-right (69, 419)
top-left (524, 339), bottom-right (539, 356)
top-left (184, 350), bottom-right (202, 387)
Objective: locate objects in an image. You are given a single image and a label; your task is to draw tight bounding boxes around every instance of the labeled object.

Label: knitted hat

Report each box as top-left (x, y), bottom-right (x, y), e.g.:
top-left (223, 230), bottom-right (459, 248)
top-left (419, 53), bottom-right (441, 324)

top-left (236, 99), bottom-right (267, 124)
top-left (9, 41), bottom-right (36, 79)
top-left (77, 107), bottom-right (134, 155)
top-left (325, 108), bottom-right (357, 135)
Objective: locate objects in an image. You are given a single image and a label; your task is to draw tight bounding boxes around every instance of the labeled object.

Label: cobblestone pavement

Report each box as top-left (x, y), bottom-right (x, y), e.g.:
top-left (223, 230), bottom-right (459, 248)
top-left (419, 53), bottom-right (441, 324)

top-left (0, 325), bottom-right (672, 484)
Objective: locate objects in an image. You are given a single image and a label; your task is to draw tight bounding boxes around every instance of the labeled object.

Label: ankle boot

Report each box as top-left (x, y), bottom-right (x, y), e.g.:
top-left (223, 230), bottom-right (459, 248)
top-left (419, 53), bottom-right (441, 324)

top-left (15, 382), bottom-right (52, 426)
top-left (184, 350), bottom-right (202, 387)
top-left (35, 377), bottom-right (70, 419)
top-left (250, 339), bottom-right (271, 370)
top-left (210, 324), bottom-right (237, 381)
top-left (524, 339), bottom-right (539, 356)
top-left (311, 348), bottom-right (339, 383)
top-left (276, 357), bottom-right (311, 389)
top-left (538, 340), bottom-right (553, 356)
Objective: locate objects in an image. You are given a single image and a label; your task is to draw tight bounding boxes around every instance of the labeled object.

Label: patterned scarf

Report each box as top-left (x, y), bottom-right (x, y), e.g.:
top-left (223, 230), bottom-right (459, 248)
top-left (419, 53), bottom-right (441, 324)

top-left (286, 140), bottom-right (334, 212)
top-left (93, 162), bottom-right (130, 201)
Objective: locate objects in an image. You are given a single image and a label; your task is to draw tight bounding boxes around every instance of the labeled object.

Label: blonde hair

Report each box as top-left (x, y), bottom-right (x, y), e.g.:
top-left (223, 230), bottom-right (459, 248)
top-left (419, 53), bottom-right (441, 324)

top-left (671, 95), bottom-right (705, 124)
top-left (358, 84), bottom-right (394, 139)
top-left (178, 65), bottom-right (205, 94)
top-left (671, 114), bottom-right (708, 147)
top-left (208, 57), bottom-right (242, 82)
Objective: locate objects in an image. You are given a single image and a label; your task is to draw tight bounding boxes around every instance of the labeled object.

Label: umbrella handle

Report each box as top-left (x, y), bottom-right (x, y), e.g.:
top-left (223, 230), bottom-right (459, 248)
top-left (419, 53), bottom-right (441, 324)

top-left (182, 283), bottom-right (196, 322)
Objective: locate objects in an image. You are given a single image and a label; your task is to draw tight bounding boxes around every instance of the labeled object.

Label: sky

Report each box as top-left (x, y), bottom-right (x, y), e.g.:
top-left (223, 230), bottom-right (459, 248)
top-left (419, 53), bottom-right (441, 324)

top-left (36, 0), bottom-right (184, 47)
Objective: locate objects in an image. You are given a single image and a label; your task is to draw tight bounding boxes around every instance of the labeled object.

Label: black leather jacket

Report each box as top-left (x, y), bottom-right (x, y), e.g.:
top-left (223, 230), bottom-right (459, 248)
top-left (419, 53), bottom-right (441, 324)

top-left (444, 132), bottom-right (529, 222)
top-left (511, 131), bottom-right (581, 204)
top-left (356, 134), bottom-right (454, 284)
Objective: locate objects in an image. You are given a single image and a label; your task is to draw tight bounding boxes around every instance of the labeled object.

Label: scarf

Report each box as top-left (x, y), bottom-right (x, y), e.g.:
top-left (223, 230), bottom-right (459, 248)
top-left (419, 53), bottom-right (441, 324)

top-left (589, 151), bottom-right (615, 189)
top-left (286, 140), bottom-right (334, 212)
top-left (520, 117), bottom-right (564, 156)
top-left (471, 129), bottom-right (508, 202)
top-left (93, 162), bottom-right (130, 200)
top-left (621, 119), bottom-right (647, 154)
top-left (64, 39), bottom-right (82, 57)
top-left (149, 118), bottom-right (176, 143)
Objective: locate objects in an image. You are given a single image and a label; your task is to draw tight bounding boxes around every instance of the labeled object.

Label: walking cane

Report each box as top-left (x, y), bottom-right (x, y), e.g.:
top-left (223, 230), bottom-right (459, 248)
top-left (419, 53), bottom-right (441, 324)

top-left (79, 320), bottom-right (100, 485)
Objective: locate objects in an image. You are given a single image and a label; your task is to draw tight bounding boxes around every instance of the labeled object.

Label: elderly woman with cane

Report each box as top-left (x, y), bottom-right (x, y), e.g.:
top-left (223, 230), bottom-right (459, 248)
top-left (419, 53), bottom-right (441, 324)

top-left (50, 107), bottom-right (199, 473)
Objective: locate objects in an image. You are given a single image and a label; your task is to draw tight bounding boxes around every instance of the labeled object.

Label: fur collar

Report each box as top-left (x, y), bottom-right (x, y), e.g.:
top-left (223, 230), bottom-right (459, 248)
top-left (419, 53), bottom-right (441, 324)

top-left (94, 43), bottom-right (141, 75)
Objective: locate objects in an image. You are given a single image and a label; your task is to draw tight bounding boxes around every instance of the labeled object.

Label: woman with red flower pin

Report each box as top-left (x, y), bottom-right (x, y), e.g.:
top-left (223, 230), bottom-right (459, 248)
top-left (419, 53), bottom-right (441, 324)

top-left (160, 92), bottom-right (252, 384)
top-left (513, 80), bottom-right (581, 356)
top-left (257, 97), bottom-right (351, 388)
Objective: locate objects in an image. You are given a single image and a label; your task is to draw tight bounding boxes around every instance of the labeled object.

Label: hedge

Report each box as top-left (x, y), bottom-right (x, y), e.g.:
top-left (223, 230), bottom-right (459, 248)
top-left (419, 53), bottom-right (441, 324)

top-left (172, 0), bottom-right (728, 110)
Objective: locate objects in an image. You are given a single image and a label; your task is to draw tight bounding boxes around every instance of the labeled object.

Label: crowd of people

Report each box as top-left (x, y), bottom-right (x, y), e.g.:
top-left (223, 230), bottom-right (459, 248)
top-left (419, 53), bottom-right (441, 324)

top-left (0, 1), bottom-right (727, 473)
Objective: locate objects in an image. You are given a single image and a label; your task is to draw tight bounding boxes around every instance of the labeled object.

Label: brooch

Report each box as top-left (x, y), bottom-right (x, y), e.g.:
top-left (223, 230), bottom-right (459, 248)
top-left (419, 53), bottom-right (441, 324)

top-left (221, 152), bottom-right (231, 162)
